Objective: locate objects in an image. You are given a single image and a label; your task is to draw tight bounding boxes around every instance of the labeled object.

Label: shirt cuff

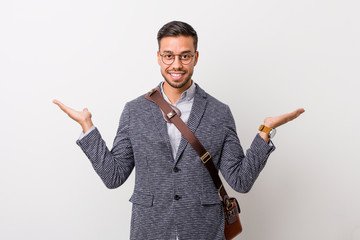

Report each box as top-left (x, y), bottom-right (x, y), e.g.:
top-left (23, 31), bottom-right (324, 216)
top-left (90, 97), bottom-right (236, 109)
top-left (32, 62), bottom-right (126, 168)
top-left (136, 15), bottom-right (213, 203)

top-left (78, 126), bottom-right (96, 140)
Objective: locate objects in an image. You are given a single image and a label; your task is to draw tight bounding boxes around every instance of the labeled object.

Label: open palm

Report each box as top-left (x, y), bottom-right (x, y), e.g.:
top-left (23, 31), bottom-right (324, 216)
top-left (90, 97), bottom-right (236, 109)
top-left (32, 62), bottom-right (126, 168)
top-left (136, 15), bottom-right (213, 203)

top-left (53, 99), bottom-right (93, 132)
top-left (264, 108), bottom-right (305, 129)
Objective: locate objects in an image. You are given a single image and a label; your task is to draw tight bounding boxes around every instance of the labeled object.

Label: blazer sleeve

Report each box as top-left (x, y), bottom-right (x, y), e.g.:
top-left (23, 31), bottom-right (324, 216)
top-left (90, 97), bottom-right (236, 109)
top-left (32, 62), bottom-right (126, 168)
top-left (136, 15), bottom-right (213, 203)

top-left (219, 105), bottom-right (275, 193)
top-left (76, 103), bottom-right (135, 189)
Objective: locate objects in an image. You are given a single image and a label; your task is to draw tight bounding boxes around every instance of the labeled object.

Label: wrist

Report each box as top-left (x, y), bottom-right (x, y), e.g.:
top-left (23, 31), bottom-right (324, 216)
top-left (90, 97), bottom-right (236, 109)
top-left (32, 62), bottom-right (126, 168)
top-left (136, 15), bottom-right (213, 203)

top-left (258, 124), bottom-right (276, 139)
top-left (259, 131), bottom-right (270, 143)
top-left (80, 120), bottom-right (93, 133)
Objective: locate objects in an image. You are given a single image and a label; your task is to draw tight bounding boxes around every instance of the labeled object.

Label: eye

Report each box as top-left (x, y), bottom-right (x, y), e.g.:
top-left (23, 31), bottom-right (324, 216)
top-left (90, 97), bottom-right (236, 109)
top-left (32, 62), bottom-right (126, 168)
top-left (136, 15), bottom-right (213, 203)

top-left (181, 54), bottom-right (191, 59)
top-left (164, 54), bottom-right (174, 59)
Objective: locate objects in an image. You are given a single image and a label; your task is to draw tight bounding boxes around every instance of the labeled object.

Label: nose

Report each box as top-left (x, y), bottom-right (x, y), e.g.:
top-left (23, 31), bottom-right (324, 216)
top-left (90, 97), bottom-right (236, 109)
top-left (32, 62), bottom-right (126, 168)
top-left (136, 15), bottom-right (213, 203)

top-left (171, 55), bottom-right (183, 69)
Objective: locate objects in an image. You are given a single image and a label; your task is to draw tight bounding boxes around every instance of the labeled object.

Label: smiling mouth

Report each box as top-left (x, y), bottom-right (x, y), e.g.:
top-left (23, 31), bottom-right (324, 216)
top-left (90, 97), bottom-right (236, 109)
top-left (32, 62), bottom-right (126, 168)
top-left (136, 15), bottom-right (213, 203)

top-left (169, 72), bottom-right (185, 80)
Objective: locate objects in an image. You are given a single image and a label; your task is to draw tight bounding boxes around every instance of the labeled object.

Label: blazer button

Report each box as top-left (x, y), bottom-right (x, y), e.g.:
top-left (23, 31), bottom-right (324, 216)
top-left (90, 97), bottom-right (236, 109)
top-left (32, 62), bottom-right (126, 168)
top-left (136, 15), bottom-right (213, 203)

top-left (174, 195), bottom-right (181, 200)
top-left (173, 167), bottom-right (180, 172)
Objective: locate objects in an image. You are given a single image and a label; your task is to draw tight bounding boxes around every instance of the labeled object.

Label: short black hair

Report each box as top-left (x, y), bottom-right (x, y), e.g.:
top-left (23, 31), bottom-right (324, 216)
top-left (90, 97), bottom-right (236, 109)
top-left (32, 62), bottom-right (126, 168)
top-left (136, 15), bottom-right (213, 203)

top-left (157, 21), bottom-right (198, 51)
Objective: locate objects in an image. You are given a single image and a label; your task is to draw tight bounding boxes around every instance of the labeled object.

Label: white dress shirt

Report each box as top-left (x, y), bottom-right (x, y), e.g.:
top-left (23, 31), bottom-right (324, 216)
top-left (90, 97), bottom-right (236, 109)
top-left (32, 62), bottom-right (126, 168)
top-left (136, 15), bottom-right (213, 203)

top-left (159, 81), bottom-right (196, 159)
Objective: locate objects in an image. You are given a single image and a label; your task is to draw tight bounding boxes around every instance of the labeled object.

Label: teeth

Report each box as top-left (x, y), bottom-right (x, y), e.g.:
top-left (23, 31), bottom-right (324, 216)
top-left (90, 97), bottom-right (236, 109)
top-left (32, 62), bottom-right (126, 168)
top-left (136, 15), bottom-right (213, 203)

top-left (171, 73), bottom-right (183, 76)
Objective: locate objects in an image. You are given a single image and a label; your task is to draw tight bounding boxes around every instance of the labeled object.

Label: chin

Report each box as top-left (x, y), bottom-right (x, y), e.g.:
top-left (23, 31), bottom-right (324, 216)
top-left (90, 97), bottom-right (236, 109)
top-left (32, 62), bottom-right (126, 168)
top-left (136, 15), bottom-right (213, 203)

top-left (166, 78), bottom-right (191, 89)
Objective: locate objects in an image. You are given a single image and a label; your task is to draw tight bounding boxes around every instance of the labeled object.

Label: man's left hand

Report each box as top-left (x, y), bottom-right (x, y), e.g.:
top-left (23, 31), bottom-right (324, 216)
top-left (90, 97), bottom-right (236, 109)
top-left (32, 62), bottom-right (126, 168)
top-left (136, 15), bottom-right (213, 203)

top-left (264, 108), bottom-right (305, 129)
top-left (260, 108), bottom-right (305, 142)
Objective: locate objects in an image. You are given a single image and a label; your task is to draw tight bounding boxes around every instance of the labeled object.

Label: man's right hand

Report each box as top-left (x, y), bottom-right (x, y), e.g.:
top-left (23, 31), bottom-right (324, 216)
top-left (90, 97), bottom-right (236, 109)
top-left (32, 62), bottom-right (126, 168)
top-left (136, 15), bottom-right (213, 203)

top-left (53, 99), bottom-right (94, 133)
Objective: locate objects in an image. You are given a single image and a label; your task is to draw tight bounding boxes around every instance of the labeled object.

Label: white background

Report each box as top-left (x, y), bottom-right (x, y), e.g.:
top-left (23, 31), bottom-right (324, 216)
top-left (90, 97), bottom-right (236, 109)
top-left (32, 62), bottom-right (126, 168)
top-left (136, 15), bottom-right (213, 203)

top-left (1, 0), bottom-right (359, 239)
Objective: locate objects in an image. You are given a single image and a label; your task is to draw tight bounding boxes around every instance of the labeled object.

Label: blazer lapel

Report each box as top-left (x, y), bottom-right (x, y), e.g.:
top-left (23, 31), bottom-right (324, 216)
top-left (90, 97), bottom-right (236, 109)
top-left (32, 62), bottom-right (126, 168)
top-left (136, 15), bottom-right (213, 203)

top-left (174, 85), bottom-right (208, 163)
top-left (149, 101), bottom-right (174, 160)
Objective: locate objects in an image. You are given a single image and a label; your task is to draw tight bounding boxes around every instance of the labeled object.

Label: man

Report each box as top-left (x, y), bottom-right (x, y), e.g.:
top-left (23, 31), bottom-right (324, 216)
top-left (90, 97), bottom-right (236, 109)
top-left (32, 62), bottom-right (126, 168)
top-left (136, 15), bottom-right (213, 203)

top-left (53, 21), bottom-right (304, 240)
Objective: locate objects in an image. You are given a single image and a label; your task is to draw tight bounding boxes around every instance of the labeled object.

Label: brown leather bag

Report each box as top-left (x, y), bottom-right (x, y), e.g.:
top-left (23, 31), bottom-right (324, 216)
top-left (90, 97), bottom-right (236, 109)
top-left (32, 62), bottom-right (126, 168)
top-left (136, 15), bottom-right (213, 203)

top-left (146, 87), bottom-right (242, 240)
top-left (224, 197), bottom-right (242, 239)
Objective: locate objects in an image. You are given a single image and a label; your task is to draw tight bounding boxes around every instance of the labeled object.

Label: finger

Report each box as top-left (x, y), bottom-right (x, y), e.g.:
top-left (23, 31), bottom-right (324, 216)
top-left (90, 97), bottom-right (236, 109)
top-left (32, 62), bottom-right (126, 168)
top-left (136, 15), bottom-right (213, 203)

top-left (274, 110), bottom-right (302, 128)
top-left (288, 108), bottom-right (305, 120)
top-left (52, 99), bottom-right (61, 106)
top-left (274, 108), bottom-right (305, 127)
top-left (293, 108), bottom-right (305, 115)
top-left (53, 99), bottom-right (76, 115)
top-left (53, 99), bottom-right (67, 111)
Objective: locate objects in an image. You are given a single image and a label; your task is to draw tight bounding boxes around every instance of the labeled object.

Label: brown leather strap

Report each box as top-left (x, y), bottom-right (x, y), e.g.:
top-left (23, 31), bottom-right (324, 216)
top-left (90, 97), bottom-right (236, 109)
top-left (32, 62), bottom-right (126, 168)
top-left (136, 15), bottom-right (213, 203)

top-left (258, 124), bottom-right (271, 134)
top-left (145, 87), bottom-right (229, 202)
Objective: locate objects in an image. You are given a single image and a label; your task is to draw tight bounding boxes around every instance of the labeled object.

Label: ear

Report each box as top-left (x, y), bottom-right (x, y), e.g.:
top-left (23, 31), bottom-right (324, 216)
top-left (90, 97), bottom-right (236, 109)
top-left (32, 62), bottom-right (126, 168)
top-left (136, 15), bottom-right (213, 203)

top-left (157, 51), bottom-right (161, 66)
top-left (194, 51), bottom-right (199, 66)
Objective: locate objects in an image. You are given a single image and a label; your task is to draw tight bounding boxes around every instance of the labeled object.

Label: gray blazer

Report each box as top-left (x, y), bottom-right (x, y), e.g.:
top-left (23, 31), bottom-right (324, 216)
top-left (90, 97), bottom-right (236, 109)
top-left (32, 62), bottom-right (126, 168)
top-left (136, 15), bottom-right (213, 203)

top-left (77, 84), bottom-right (275, 240)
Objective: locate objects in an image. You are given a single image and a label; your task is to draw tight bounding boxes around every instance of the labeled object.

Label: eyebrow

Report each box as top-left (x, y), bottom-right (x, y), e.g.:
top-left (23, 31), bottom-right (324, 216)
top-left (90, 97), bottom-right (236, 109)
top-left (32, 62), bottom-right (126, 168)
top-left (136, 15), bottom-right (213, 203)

top-left (162, 50), bottom-right (193, 54)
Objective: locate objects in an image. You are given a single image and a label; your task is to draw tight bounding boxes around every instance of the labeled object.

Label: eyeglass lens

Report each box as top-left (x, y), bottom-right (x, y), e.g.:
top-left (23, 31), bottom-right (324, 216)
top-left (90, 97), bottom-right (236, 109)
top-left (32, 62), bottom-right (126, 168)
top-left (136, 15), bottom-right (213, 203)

top-left (161, 54), bottom-right (193, 65)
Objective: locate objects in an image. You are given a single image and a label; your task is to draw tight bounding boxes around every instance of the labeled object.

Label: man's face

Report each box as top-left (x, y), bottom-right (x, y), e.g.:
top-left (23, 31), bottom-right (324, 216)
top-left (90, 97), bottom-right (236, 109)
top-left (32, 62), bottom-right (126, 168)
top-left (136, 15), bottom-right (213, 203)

top-left (157, 36), bottom-right (199, 90)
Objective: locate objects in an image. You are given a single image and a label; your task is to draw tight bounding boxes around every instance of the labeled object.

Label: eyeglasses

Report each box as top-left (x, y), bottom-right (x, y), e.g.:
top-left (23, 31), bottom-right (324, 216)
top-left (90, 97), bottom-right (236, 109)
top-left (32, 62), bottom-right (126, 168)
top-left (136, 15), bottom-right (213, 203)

top-left (159, 52), bottom-right (196, 65)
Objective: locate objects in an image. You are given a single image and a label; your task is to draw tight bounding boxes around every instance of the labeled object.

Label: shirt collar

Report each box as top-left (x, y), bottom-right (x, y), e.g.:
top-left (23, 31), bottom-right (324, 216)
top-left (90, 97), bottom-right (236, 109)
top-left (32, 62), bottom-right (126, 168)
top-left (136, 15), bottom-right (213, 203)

top-left (160, 81), bottom-right (196, 104)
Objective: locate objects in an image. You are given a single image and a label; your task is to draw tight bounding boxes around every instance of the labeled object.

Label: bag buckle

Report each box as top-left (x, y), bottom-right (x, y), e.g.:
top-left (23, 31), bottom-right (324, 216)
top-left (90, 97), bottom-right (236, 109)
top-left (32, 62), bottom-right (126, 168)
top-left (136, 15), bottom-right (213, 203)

top-left (167, 110), bottom-right (176, 119)
top-left (200, 152), bottom-right (211, 164)
top-left (224, 198), bottom-right (241, 225)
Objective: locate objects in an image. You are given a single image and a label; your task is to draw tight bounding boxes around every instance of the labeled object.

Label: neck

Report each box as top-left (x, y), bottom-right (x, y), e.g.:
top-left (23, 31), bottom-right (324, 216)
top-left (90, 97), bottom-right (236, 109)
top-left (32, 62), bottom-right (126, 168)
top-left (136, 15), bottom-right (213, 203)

top-left (163, 80), bottom-right (192, 104)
